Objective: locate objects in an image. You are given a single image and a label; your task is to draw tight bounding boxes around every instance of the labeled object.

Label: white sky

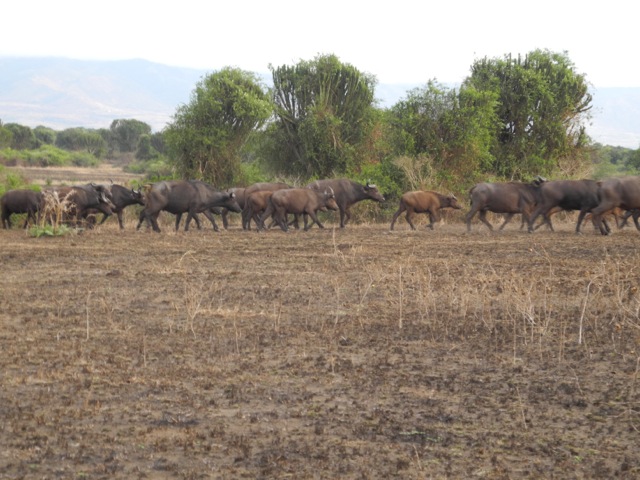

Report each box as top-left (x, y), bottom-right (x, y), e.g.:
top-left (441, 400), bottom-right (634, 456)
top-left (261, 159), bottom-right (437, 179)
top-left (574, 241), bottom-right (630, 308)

top-left (2, 0), bottom-right (639, 87)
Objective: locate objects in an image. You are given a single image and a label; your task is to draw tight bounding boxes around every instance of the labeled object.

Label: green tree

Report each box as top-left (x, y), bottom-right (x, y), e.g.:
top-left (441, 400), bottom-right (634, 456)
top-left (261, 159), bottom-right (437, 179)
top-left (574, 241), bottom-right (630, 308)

top-left (266, 54), bottom-right (377, 178)
top-left (135, 134), bottom-right (158, 160)
top-left (625, 146), bottom-right (640, 172)
top-left (55, 128), bottom-right (107, 157)
top-left (0, 121), bottom-right (12, 149)
top-left (465, 49), bottom-right (592, 179)
top-left (109, 119), bottom-right (152, 153)
top-left (387, 80), bottom-right (497, 189)
top-left (5, 123), bottom-right (35, 150)
top-left (164, 67), bottom-right (272, 185)
top-left (33, 126), bottom-right (56, 147)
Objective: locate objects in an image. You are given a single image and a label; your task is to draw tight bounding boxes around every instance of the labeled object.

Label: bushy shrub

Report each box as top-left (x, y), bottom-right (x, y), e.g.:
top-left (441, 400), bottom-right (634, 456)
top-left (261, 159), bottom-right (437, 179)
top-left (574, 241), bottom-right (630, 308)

top-left (23, 145), bottom-right (69, 166)
top-left (125, 157), bottom-right (174, 181)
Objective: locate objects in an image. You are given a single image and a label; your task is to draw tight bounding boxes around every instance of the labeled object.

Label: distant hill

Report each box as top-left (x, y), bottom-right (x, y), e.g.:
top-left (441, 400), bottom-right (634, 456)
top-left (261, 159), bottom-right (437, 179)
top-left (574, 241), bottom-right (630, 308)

top-left (1, 57), bottom-right (639, 148)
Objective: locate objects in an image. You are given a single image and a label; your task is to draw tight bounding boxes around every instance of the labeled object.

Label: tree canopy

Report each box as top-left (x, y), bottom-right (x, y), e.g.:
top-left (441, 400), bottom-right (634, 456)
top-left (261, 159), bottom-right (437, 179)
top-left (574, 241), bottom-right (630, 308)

top-left (164, 67), bottom-right (272, 186)
top-left (109, 119), bottom-right (152, 153)
top-left (387, 81), bottom-right (498, 187)
top-left (464, 49), bottom-right (592, 178)
top-left (264, 54), bottom-right (377, 178)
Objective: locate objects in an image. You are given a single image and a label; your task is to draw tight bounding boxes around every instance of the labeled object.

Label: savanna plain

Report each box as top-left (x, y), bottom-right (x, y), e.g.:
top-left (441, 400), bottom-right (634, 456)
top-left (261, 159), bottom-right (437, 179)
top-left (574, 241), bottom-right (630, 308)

top-left (1, 199), bottom-right (640, 479)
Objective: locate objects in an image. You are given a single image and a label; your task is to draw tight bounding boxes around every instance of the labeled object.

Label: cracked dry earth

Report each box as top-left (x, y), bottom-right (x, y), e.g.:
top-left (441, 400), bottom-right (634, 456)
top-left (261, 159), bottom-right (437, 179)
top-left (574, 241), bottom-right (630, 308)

top-left (1, 218), bottom-right (639, 479)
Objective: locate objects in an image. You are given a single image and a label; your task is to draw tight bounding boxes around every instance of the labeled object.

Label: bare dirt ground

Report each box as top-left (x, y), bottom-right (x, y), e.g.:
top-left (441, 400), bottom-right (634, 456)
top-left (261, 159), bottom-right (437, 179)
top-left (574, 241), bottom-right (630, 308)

top-left (1, 208), bottom-right (640, 479)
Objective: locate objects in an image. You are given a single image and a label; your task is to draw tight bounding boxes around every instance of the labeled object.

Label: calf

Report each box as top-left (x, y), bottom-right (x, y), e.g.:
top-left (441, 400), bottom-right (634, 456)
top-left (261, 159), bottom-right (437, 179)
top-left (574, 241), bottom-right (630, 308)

top-left (261, 188), bottom-right (338, 231)
top-left (390, 190), bottom-right (461, 230)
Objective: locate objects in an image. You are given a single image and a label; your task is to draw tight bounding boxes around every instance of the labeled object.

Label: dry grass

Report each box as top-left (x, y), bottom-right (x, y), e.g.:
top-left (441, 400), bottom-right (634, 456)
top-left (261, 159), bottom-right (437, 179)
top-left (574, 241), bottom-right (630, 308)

top-left (1, 213), bottom-right (640, 478)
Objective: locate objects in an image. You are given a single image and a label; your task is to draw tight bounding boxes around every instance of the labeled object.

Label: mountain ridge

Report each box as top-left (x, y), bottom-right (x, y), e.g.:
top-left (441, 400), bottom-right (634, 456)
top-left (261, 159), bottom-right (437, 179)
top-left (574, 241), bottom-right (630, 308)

top-left (1, 57), bottom-right (638, 148)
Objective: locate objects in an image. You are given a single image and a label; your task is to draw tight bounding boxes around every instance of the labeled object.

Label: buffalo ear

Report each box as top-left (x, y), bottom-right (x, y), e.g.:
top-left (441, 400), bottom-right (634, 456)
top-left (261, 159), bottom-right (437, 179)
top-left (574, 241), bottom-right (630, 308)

top-left (230, 192), bottom-right (236, 199)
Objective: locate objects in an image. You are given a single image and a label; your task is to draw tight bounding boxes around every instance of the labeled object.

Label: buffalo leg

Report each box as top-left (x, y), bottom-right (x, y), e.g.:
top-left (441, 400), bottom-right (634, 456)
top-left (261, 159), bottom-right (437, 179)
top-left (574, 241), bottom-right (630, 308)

top-left (427, 210), bottom-right (439, 230)
top-left (200, 210), bottom-right (220, 231)
top-left (221, 209), bottom-right (229, 230)
top-left (389, 205), bottom-right (405, 230)
top-left (338, 208), bottom-right (347, 228)
top-left (405, 211), bottom-right (417, 230)
top-left (632, 211), bottom-right (640, 231)
top-left (138, 209), bottom-right (161, 232)
top-left (478, 211), bottom-right (495, 231)
top-left (498, 213), bottom-right (515, 230)
top-left (465, 207), bottom-right (483, 232)
top-left (304, 211), bottom-right (323, 231)
top-left (116, 211), bottom-right (125, 230)
top-left (183, 212), bottom-right (203, 231)
top-left (575, 210), bottom-right (590, 234)
top-left (274, 208), bottom-right (289, 232)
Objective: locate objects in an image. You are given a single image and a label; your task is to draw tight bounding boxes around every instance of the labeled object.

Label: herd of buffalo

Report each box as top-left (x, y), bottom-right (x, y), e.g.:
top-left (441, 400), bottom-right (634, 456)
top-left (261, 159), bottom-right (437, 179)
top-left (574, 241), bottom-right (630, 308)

top-left (2, 176), bottom-right (640, 235)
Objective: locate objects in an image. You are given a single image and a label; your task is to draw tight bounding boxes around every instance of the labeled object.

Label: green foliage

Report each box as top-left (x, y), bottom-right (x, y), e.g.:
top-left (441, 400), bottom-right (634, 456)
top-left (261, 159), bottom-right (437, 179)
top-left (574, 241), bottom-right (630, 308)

top-left (125, 156), bottom-right (175, 181)
top-left (465, 49), bottom-right (592, 179)
top-left (0, 122), bottom-right (12, 148)
top-left (29, 224), bottom-right (72, 238)
top-left (164, 67), bottom-right (272, 186)
top-left (387, 81), bottom-right (497, 190)
top-left (589, 144), bottom-right (640, 179)
top-left (238, 161), bottom-right (270, 186)
top-left (4, 123), bottom-right (36, 149)
top-left (0, 166), bottom-right (40, 197)
top-left (266, 54), bottom-right (377, 179)
top-left (135, 134), bottom-right (158, 160)
top-left (55, 128), bottom-right (107, 157)
top-left (0, 145), bottom-right (99, 168)
top-left (33, 126), bottom-right (57, 146)
top-left (110, 119), bottom-right (152, 153)
top-left (352, 159), bottom-right (405, 201)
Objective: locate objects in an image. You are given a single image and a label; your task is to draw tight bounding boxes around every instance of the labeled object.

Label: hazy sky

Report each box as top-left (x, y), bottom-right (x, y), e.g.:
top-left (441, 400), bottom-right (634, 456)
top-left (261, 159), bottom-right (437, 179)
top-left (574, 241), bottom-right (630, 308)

top-left (2, 0), bottom-right (638, 87)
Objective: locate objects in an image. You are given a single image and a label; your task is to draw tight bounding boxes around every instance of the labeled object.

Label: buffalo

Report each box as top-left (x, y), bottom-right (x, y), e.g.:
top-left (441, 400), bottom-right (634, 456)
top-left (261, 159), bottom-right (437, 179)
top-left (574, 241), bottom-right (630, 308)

top-left (1, 189), bottom-right (43, 229)
top-left (84, 183), bottom-right (145, 229)
top-left (244, 190), bottom-right (276, 230)
top-left (527, 179), bottom-right (604, 234)
top-left (306, 179), bottom-right (385, 228)
top-left (390, 191), bottom-right (461, 230)
top-left (466, 178), bottom-right (546, 232)
top-left (137, 180), bottom-right (241, 233)
top-left (241, 182), bottom-right (290, 229)
top-left (261, 188), bottom-right (339, 231)
top-left (43, 184), bottom-right (115, 227)
top-left (217, 187), bottom-right (246, 229)
top-left (591, 176), bottom-right (640, 235)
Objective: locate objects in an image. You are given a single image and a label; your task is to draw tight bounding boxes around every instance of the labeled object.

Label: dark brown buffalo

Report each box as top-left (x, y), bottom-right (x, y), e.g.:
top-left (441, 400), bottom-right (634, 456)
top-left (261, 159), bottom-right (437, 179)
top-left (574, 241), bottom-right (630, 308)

top-left (527, 179), bottom-right (604, 234)
top-left (244, 190), bottom-right (275, 230)
top-left (466, 178), bottom-right (545, 232)
top-left (181, 181), bottom-right (243, 232)
top-left (218, 187), bottom-right (246, 229)
top-left (1, 189), bottom-right (43, 229)
top-left (261, 188), bottom-right (339, 231)
top-left (137, 180), bottom-right (241, 233)
top-left (390, 191), bottom-right (461, 230)
top-left (241, 182), bottom-right (290, 229)
top-left (84, 184), bottom-right (145, 229)
top-left (43, 184), bottom-right (115, 226)
top-left (591, 176), bottom-right (640, 235)
top-left (306, 179), bottom-right (385, 228)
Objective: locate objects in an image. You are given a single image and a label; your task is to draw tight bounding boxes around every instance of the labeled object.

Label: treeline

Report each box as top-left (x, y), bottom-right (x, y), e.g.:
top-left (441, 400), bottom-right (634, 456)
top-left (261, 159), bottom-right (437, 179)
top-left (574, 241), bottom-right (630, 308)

top-left (2, 49), bottom-right (640, 201)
